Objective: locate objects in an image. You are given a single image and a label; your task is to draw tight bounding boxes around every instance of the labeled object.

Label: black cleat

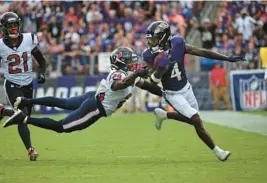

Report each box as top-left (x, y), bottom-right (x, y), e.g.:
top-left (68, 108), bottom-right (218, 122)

top-left (14, 97), bottom-right (29, 111)
top-left (3, 110), bottom-right (26, 128)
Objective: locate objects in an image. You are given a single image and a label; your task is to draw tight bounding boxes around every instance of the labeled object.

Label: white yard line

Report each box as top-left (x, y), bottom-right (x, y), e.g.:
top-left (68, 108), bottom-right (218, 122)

top-left (200, 111), bottom-right (267, 136)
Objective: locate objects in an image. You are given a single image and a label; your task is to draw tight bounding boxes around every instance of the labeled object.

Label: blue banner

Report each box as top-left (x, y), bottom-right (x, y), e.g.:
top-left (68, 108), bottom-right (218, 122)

top-left (230, 70), bottom-right (267, 111)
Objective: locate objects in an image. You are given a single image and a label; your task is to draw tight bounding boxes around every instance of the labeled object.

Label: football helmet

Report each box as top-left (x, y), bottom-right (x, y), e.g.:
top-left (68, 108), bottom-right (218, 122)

top-left (0, 12), bottom-right (21, 39)
top-left (110, 47), bottom-right (139, 72)
top-left (145, 21), bottom-right (171, 53)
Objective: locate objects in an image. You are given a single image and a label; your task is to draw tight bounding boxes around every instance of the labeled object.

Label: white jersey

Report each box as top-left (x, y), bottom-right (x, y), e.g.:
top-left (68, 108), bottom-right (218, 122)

top-left (95, 69), bottom-right (140, 116)
top-left (0, 33), bottom-right (38, 86)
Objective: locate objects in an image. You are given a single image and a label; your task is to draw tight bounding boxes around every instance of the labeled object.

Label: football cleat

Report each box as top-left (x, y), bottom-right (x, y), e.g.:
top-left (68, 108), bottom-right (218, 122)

top-left (154, 108), bottom-right (167, 130)
top-left (28, 147), bottom-right (38, 161)
top-left (3, 110), bottom-right (26, 128)
top-left (216, 150), bottom-right (231, 161)
top-left (14, 97), bottom-right (28, 111)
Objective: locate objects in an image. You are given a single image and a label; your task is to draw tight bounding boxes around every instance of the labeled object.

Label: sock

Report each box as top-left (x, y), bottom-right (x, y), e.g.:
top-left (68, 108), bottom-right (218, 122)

top-left (161, 110), bottom-right (167, 119)
top-left (213, 146), bottom-right (223, 154)
top-left (3, 109), bottom-right (14, 117)
top-left (18, 124), bottom-right (32, 150)
top-left (27, 117), bottom-right (63, 133)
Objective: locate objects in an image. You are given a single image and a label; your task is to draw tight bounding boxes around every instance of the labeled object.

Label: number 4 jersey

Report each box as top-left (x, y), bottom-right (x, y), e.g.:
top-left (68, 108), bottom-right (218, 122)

top-left (142, 35), bottom-right (188, 91)
top-left (0, 33), bottom-right (38, 86)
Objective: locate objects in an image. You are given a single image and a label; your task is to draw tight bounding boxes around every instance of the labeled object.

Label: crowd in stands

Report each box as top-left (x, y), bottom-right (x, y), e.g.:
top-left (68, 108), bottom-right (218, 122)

top-left (193, 1), bottom-right (267, 70)
top-left (2, 1), bottom-right (266, 76)
top-left (0, 1), bottom-right (204, 77)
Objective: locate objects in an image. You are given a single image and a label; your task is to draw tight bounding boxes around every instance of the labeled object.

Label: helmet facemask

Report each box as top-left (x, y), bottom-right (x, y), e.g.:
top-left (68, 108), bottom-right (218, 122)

top-left (145, 21), bottom-right (171, 54)
top-left (6, 21), bottom-right (20, 38)
top-left (0, 13), bottom-right (21, 39)
top-left (110, 47), bottom-right (139, 72)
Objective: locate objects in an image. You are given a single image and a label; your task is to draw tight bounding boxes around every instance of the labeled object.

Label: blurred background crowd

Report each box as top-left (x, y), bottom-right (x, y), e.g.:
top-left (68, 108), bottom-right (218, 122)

top-left (0, 1), bottom-right (267, 77)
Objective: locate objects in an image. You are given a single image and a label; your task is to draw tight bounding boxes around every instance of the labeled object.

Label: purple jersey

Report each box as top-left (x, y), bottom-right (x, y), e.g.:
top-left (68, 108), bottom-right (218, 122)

top-left (142, 36), bottom-right (188, 91)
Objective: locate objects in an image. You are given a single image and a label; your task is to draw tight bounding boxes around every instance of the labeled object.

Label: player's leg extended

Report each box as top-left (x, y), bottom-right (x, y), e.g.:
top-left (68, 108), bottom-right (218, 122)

top-left (164, 89), bottom-right (216, 149)
top-left (15, 91), bottom-right (96, 111)
top-left (157, 89), bottom-right (230, 161)
top-left (4, 80), bottom-right (36, 159)
top-left (4, 97), bottom-right (105, 133)
top-left (0, 104), bottom-right (14, 120)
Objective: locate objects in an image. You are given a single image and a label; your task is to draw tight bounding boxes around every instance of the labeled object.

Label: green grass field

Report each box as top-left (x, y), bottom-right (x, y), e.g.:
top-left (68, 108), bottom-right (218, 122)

top-left (244, 110), bottom-right (267, 116)
top-left (0, 113), bottom-right (266, 183)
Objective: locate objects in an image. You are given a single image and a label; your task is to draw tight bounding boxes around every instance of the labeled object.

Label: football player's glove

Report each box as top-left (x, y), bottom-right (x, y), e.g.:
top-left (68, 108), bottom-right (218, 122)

top-left (227, 55), bottom-right (246, 62)
top-left (37, 73), bottom-right (45, 84)
top-left (134, 66), bottom-right (149, 78)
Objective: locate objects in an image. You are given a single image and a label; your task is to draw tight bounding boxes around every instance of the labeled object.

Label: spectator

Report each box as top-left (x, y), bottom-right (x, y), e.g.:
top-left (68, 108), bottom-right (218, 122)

top-left (48, 15), bottom-right (63, 41)
top-left (0, 1), bottom-right (10, 14)
top-left (198, 18), bottom-right (216, 49)
top-left (244, 43), bottom-right (259, 69)
top-left (259, 35), bottom-right (267, 68)
top-left (234, 9), bottom-right (256, 41)
top-left (216, 33), bottom-right (234, 56)
top-left (209, 63), bottom-right (232, 110)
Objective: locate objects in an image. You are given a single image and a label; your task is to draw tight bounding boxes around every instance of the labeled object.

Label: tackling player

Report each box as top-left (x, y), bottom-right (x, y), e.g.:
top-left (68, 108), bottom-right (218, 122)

top-left (143, 21), bottom-right (246, 161)
top-left (0, 12), bottom-right (46, 161)
top-left (3, 47), bottom-right (162, 137)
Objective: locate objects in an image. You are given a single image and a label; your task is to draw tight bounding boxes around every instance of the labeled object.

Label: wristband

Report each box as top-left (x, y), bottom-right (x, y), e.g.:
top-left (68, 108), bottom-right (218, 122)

top-left (150, 73), bottom-right (161, 84)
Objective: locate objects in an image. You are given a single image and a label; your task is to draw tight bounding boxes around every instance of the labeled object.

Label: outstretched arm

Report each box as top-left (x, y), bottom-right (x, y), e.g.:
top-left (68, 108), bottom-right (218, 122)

top-left (185, 44), bottom-right (245, 62)
top-left (111, 67), bottom-right (149, 91)
top-left (135, 79), bottom-right (162, 96)
top-left (32, 46), bottom-right (47, 83)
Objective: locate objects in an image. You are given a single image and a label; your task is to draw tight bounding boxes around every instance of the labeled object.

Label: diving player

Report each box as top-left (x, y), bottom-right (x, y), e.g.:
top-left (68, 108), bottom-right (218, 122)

top-left (143, 21), bottom-right (246, 161)
top-left (3, 47), bottom-right (162, 137)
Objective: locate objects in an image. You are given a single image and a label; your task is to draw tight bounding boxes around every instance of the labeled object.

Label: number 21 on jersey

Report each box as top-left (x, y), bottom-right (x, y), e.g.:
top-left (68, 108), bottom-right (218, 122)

top-left (8, 52), bottom-right (29, 74)
top-left (170, 62), bottom-right (181, 81)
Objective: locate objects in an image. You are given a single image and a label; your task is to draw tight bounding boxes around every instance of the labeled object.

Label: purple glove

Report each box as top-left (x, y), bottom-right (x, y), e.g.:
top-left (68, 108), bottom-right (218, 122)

top-left (228, 55), bottom-right (246, 62)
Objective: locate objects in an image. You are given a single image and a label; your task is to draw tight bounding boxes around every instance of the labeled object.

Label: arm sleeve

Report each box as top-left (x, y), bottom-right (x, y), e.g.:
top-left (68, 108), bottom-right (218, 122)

top-left (31, 33), bottom-right (38, 50)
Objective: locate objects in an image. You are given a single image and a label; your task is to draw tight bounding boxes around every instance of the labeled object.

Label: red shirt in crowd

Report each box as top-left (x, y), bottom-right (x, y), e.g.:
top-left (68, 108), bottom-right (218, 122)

top-left (210, 66), bottom-right (227, 87)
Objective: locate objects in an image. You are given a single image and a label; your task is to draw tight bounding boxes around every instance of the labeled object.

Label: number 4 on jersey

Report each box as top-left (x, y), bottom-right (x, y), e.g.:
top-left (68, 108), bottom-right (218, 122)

top-left (170, 62), bottom-right (181, 81)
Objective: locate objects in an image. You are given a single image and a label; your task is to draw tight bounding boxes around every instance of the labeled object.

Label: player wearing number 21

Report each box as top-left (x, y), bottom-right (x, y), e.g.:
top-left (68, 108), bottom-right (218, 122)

top-left (0, 12), bottom-right (46, 161)
top-left (143, 21), bottom-right (246, 161)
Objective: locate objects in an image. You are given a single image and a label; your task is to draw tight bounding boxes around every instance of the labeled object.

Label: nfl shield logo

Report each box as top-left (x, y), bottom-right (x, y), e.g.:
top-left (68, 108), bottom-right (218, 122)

top-left (239, 75), bottom-right (267, 110)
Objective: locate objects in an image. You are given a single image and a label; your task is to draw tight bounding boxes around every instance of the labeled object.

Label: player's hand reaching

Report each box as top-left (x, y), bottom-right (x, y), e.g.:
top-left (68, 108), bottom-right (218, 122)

top-left (133, 66), bottom-right (149, 78)
top-left (37, 73), bottom-right (46, 84)
top-left (227, 55), bottom-right (246, 62)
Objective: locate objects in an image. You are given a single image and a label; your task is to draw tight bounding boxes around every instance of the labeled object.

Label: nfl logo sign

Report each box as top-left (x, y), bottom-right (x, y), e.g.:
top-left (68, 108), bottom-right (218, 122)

top-left (239, 75), bottom-right (267, 110)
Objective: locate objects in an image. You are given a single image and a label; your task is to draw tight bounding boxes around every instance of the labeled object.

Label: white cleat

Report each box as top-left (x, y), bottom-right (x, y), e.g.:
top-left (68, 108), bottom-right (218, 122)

top-left (14, 97), bottom-right (22, 111)
top-left (216, 150), bottom-right (231, 161)
top-left (154, 108), bottom-right (167, 130)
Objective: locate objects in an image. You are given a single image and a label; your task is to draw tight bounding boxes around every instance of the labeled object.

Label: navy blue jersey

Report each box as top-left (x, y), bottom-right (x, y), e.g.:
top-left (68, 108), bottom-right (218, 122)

top-left (142, 35), bottom-right (187, 91)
